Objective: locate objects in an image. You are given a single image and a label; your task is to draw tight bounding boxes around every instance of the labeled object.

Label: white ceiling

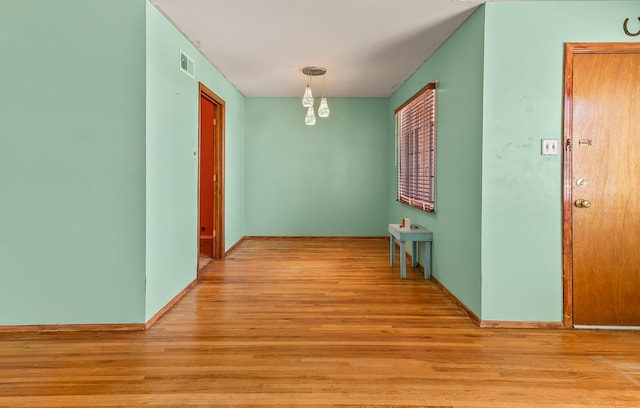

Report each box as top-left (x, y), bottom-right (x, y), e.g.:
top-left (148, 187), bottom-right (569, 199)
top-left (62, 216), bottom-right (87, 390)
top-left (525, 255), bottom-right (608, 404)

top-left (148, 0), bottom-right (570, 97)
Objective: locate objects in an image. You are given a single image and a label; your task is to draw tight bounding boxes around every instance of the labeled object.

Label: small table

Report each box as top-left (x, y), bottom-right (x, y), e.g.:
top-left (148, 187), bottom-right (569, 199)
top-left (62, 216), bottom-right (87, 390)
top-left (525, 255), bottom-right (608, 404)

top-left (389, 224), bottom-right (433, 280)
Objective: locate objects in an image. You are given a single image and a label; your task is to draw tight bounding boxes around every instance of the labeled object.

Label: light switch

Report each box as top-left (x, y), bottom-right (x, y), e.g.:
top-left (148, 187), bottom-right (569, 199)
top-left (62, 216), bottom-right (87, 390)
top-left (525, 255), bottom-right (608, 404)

top-left (541, 139), bottom-right (559, 156)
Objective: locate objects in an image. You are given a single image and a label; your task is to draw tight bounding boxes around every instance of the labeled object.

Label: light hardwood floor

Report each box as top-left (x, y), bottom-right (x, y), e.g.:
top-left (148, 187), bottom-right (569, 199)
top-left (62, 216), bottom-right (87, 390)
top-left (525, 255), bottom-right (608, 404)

top-left (1, 238), bottom-right (639, 407)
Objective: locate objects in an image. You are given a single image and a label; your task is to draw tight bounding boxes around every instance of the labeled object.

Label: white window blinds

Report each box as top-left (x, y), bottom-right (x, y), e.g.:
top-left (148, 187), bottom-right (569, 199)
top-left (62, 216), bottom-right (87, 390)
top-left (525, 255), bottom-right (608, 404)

top-left (395, 82), bottom-right (437, 212)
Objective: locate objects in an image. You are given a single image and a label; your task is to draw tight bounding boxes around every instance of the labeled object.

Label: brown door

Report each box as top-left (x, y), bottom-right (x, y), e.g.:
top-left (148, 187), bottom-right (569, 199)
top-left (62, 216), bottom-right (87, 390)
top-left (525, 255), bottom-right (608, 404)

top-left (565, 43), bottom-right (640, 327)
top-left (199, 92), bottom-right (215, 258)
top-left (198, 83), bottom-right (225, 262)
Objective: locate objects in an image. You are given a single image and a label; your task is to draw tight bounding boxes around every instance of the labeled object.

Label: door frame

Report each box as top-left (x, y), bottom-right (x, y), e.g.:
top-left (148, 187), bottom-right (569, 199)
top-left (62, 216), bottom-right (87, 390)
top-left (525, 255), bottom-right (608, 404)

top-left (198, 83), bottom-right (225, 261)
top-left (562, 42), bottom-right (640, 327)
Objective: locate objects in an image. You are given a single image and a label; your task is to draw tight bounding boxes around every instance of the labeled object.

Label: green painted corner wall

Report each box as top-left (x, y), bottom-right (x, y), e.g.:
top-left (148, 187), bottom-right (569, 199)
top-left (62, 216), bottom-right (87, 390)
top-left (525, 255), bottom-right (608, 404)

top-left (144, 4), bottom-right (198, 321)
top-left (480, 0), bottom-right (640, 322)
top-left (0, 0), bottom-right (147, 324)
top-left (144, 3), bottom-right (246, 321)
top-left (0, 0), bottom-right (246, 325)
top-left (389, 7), bottom-right (485, 316)
top-left (245, 98), bottom-right (389, 236)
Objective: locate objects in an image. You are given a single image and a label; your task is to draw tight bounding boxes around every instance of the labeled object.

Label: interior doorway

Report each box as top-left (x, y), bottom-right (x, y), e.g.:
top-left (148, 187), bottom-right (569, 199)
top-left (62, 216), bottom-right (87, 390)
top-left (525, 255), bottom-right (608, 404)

top-left (563, 42), bottom-right (640, 328)
top-left (198, 83), bottom-right (225, 270)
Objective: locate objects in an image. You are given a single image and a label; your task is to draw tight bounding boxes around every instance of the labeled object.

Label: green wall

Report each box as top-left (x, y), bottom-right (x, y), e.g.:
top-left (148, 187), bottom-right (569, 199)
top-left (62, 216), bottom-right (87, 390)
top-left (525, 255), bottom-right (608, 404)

top-left (389, 7), bottom-right (486, 316)
top-left (245, 98), bottom-right (389, 236)
top-left (480, 0), bottom-right (640, 321)
top-left (0, 0), bottom-right (246, 325)
top-left (145, 4), bottom-right (199, 321)
top-left (0, 0), bottom-right (147, 324)
top-left (388, 0), bottom-right (638, 323)
top-left (144, 4), bottom-right (246, 321)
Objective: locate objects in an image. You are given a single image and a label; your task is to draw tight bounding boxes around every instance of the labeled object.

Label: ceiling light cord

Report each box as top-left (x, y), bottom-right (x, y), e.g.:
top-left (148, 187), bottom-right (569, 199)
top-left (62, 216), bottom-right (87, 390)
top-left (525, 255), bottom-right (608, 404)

top-left (302, 74), bottom-right (314, 108)
top-left (318, 74), bottom-right (330, 118)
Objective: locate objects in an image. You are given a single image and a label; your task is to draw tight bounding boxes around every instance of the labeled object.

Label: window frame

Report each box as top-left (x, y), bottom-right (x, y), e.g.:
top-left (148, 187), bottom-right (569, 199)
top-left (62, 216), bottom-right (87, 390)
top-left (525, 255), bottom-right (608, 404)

top-left (394, 82), bottom-right (437, 213)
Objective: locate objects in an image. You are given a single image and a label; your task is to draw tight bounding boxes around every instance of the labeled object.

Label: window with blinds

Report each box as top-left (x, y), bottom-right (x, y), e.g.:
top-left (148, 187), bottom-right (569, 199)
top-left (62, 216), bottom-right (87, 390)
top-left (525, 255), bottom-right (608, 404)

top-left (395, 82), bottom-right (437, 212)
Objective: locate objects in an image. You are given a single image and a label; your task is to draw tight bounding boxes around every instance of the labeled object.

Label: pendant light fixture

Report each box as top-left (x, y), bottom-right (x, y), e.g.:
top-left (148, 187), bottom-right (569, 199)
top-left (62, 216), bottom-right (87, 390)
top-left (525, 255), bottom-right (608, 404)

top-left (317, 70), bottom-right (330, 118)
top-left (301, 66), bottom-right (329, 125)
top-left (305, 106), bottom-right (317, 126)
top-left (302, 77), bottom-right (314, 108)
top-left (317, 97), bottom-right (330, 118)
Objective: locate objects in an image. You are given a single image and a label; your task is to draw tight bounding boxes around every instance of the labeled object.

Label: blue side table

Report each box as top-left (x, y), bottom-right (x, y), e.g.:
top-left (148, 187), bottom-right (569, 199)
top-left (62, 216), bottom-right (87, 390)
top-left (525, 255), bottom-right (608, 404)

top-left (389, 224), bottom-right (433, 280)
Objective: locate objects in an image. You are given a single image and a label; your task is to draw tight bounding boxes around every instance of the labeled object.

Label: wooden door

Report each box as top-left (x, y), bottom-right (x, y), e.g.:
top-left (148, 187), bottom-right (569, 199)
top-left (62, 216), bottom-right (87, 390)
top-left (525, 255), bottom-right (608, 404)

top-left (199, 93), bottom-right (215, 257)
top-left (564, 43), bottom-right (640, 327)
top-left (198, 83), bottom-right (225, 261)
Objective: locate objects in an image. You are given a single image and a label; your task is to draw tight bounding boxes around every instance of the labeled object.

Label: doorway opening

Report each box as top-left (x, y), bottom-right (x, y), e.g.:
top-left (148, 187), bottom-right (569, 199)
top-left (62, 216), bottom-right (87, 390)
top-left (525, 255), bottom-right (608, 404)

top-left (562, 42), bottom-right (640, 328)
top-left (198, 83), bottom-right (225, 271)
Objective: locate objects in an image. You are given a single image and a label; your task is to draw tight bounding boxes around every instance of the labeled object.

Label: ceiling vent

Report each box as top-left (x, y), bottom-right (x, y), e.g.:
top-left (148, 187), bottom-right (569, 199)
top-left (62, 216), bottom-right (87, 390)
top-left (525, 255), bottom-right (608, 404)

top-left (180, 50), bottom-right (195, 79)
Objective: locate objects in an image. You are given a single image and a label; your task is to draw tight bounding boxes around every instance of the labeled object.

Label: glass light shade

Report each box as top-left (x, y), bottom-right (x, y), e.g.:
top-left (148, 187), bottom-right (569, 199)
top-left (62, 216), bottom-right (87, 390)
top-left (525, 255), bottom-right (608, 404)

top-left (318, 97), bottom-right (330, 118)
top-left (304, 106), bottom-right (316, 126)
top-left (302, 86), bottom-right (314, 107)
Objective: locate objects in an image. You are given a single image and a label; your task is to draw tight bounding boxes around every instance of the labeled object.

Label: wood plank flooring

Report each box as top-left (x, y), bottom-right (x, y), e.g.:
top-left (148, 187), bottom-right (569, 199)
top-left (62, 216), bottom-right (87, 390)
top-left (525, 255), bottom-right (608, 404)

top-left (1, 237), bottom-right (639, 407)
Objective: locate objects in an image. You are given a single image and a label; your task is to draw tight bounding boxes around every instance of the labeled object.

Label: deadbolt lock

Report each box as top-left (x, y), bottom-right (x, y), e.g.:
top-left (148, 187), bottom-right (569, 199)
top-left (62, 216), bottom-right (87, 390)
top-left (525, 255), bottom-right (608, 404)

top-left (575, 199), bottom-right (591, 208)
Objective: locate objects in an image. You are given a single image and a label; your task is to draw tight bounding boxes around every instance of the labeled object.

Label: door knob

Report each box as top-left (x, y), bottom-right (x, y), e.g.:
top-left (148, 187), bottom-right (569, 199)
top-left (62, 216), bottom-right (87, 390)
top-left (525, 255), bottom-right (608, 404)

top-left (575, 199), bottom-right (591, 208)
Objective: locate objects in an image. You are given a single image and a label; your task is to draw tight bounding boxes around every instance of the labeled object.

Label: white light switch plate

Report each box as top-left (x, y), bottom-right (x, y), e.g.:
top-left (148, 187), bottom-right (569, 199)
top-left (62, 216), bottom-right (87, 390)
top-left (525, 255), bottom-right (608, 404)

top-left (541, 139), bottom-right (559, 156)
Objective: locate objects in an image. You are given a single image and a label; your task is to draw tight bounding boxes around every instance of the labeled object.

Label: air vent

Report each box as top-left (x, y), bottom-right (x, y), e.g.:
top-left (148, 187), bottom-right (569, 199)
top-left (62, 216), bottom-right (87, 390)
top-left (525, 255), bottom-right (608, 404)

top-left (180, 50), bottom-right (195, 79)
